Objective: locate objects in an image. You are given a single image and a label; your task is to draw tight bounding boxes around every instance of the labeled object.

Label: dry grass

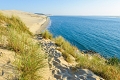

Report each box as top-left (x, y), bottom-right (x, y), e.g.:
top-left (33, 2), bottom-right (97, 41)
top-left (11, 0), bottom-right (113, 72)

top-left (42, 30), bottom-right (120, 80)
top-left (76, 54), bottom-right (120, 80)
top-left (41, 30), bottom-right (53, 39)
top-left (0, 13), bottom-right (46, 80)
top-left (0, 26), bottom-right (7, 47)
top-left (54, 36), bottom-right (77, 62)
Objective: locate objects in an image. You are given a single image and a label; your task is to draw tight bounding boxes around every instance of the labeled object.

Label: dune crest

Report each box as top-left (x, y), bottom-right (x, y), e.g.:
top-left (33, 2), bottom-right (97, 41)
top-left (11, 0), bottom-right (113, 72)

top-left (0, 10), bottom-right (50, 34)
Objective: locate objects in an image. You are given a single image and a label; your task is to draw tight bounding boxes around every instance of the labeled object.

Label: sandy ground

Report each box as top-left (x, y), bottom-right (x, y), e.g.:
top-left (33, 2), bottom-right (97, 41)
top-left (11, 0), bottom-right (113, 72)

top-left (0, 10), bottom-right (51, 80)
top-left (0, 10), bottom-right (50, 34)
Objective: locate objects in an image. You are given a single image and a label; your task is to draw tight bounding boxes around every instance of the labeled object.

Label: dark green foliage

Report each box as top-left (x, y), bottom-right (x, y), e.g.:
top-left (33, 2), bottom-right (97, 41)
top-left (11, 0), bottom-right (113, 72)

top-left (107, 57), bottom-right (120, 65)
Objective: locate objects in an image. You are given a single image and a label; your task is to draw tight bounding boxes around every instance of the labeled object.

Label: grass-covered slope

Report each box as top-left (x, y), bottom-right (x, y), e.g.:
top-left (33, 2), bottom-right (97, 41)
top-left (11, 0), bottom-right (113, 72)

top-left (0, 13), bottom-right (46, 80)
top-left (41, 30), bottom-right (120, 80)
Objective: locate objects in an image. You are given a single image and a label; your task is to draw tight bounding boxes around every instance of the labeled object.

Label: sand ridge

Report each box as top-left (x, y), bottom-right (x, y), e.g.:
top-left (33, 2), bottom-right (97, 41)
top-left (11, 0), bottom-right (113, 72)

top-left (0, 10), bottom-right (50, 34)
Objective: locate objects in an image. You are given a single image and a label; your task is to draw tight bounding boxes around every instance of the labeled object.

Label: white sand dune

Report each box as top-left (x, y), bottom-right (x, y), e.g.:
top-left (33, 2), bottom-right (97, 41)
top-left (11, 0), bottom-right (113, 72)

top-left (0, 10), bottom-right (50, 34)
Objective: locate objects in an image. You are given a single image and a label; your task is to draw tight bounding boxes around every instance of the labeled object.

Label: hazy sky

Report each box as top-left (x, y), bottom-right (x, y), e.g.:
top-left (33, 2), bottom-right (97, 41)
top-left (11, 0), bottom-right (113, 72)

top-left (1, 0), bottom-right (120, 16)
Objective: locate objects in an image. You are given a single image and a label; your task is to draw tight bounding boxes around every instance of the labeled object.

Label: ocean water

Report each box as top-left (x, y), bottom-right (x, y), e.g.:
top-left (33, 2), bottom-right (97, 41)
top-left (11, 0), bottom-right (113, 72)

top-left (48, 16), bottom-right (120, 58)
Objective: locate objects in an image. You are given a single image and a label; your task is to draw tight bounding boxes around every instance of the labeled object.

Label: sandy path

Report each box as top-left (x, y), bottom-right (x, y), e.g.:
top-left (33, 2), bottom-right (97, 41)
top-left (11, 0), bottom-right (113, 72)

top-left (37, 35), bottom-right (104, 80)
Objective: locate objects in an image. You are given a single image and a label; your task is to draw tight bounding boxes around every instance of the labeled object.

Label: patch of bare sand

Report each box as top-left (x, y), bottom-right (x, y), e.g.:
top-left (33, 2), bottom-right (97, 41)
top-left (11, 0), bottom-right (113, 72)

top-left (0, 49), bottom-right (19, 80)
top-left (0, 10), bottom-right (50, 34)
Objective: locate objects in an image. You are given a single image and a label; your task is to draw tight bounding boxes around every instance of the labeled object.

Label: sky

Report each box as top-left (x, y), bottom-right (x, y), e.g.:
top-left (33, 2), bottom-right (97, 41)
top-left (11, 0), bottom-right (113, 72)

top-left (1, 0), bottom-right (120, 16)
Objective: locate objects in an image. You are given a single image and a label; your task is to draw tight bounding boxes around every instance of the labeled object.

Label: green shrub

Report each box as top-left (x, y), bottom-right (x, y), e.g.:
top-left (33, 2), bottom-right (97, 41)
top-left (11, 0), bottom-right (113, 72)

top-left (107, 57), bottom-right (120, 65)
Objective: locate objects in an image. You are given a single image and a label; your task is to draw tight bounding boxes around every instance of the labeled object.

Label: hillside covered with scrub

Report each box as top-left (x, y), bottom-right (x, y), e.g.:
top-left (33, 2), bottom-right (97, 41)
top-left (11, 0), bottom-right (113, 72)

top-left (0, 11), bottom-right (120, 80)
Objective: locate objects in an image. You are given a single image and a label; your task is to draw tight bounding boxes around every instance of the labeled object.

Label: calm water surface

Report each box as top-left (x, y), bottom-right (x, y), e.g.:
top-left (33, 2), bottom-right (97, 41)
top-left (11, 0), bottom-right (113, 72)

top-left (48, 16), bottom-right (120, 58)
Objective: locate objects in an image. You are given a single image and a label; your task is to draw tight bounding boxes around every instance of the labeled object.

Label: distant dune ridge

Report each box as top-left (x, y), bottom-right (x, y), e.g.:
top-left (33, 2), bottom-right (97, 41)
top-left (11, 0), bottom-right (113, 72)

top-left (0, 10), bottom-right (50, 34)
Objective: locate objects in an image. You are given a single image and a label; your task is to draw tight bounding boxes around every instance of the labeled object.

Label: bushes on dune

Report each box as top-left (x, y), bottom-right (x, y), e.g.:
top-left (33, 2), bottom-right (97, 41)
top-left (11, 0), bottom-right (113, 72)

top-left (107, 57), bottom-right (120, 66)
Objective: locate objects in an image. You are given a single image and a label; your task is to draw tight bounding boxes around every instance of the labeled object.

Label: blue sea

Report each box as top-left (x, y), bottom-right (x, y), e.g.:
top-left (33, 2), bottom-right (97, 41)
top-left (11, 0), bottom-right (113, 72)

top-left (48, 16), bottom-right (120, 58)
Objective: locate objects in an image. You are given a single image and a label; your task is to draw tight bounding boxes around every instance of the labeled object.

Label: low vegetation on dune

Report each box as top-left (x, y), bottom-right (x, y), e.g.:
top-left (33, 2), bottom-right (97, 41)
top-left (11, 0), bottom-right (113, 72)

top-left (0, 13), bottom-right (46, 80)
top-left (54, 36), bottom-right (78, 62)
top-left (76, 55), bottom-right (120, 80)
top-left (41, 30), bottom-right (53, 39)
top-left (1, 12), bottom-right (120, 80)
top-left (41, 30), bottom-right (120, 80)
top-left (42, 31), bottom-right (78, 62)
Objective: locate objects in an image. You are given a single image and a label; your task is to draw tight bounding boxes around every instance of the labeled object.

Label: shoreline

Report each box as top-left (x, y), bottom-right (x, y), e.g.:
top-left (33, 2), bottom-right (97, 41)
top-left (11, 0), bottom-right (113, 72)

top-left (0, 10), bottom-right (50, 34)
top-left (36, 16), bottom-right (50, 34)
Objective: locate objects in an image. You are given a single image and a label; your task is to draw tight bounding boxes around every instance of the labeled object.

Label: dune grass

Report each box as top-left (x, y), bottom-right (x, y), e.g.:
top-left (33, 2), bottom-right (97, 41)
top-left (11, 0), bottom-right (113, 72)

top-left (76, 54), bottom-right (120, 80)
top-left (0, 26), bottom-right (7, 47)
top-left (54, 36), bottom-right (77, 62)
top-left (41, 30), bottom-right (53, 39)
top-left (42, 30), bottom-right (120, 80)
top-left (0, 13), bottom-right (46, 80)
top-left (107, 57), bottom-right (120, 65)
top-left (41, 30), bottom-right (78, 62)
